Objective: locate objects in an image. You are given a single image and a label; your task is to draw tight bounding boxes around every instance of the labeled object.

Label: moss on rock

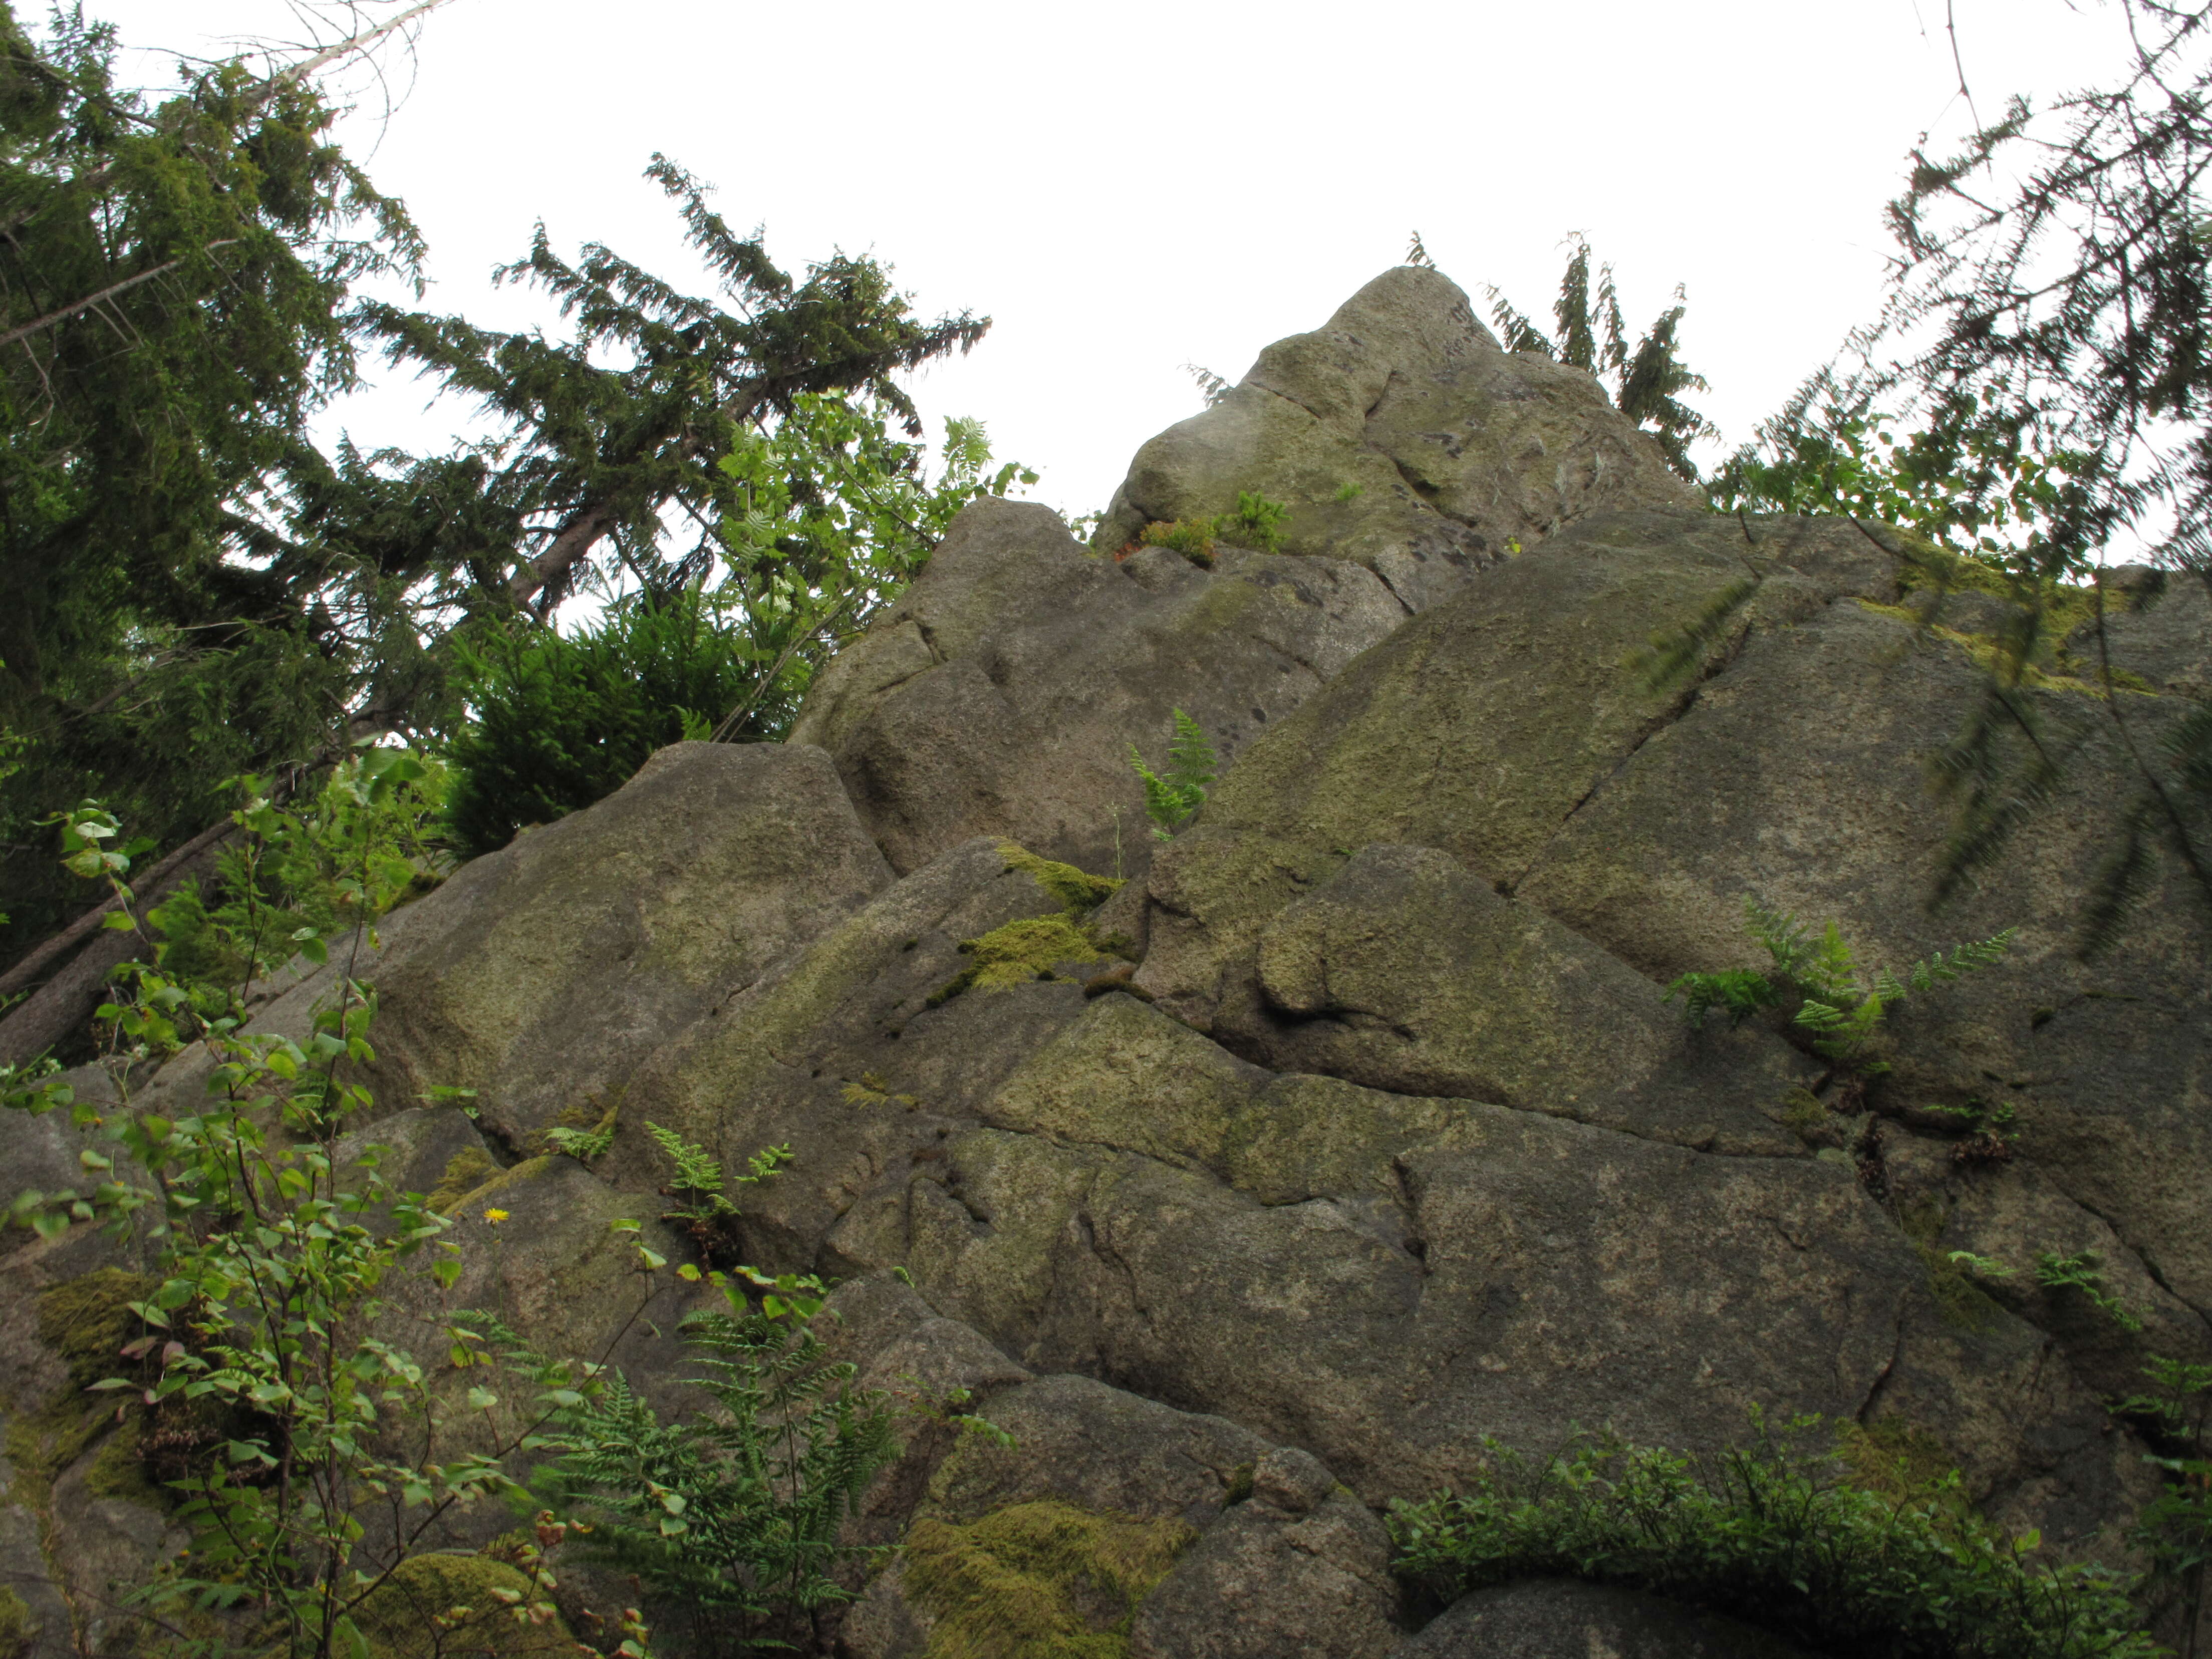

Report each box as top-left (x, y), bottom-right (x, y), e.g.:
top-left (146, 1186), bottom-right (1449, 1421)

top-left (901, 1499), bottom-right (1195, 1659)
top-left (427, 1147), bottom-right (502, 1213)
top-left (930, 917), bottom-right (1110, 1007)
top-left (38, 1268), bottom-right (155, 1391)
top-left (995, 841), bottom-right (1123, 917)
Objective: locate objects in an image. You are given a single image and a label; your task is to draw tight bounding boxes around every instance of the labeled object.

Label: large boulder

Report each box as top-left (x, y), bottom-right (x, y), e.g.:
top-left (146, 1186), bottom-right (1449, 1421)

top-left (826, 1278), bottom-right (1401, 1659)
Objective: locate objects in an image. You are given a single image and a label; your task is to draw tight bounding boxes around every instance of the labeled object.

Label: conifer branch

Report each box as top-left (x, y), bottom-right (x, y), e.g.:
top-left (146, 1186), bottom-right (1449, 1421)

top-left (0, 241), bottom-right (241, 350)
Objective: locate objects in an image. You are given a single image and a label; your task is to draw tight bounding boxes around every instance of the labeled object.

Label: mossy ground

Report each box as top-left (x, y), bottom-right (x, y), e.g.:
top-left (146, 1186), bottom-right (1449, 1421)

top-left (900, 1500), bottom-right (1195, 1659)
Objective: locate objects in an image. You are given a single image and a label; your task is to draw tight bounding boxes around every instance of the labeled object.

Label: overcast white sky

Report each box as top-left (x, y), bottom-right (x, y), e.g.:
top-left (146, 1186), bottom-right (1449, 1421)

top-left (86, 0), bottom-right (2132, 523)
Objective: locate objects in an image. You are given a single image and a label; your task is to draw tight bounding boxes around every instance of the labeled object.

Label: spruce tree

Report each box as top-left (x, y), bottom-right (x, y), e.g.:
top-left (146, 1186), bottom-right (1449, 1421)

top-left (1482, 235), bottom-right (1716, 480)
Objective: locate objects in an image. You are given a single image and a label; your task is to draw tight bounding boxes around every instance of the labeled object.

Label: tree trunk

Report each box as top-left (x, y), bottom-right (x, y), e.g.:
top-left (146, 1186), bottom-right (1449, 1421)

top-left (0, 824), bottom-right (235, 1070)
top-left (0, 816), bottom-right (237, 1002)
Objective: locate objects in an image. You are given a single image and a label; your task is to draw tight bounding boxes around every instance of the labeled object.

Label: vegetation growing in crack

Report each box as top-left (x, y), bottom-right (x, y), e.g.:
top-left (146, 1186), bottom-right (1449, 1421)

top-left (1667, 894), bottom-right (2014, 1071)
top-left (1134, 491), bottom-right (1290, 568)
top-left (1127, 708), bottom-right (1217, 842)
top-left (1390, 1419), bottom-right (2156, 1658)
top-left (646, 1122), bottom-right (789, 1263)
top-left (549, 1264), bottom-right (899, 1659)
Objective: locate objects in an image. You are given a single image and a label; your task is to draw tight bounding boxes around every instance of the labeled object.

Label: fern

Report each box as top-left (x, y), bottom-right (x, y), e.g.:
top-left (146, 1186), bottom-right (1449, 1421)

top-left (2035, 1251), bottom-right (2146, 1333)
top-left (546, 1121), bottom-right (615, 1163)
top-left (1128, 708), bottom-right (1217, 841)
top-left (646, 1123), bottom-right (790, 1228)
top-left (1671, 895), bottom-right (2014, 1069)
top-left (1666, 968), bottom-right (1782, 1027)
top-left (552, 1275), bottom-right (899, 1656)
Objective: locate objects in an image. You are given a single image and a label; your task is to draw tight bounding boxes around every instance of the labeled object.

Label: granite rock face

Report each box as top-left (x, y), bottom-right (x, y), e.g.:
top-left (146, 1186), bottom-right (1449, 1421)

top-left (792, 267), bottom-right (1698, 883)
top-left (5, 268), bottom-right (2207, 1658)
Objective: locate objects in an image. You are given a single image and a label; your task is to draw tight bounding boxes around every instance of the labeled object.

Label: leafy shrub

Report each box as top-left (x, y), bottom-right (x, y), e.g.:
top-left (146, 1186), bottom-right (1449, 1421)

top-left (149, 751), bottom-right (449, 997)
top-left (5, 767), bottom-right (654, 1659)
top-left (1127, 708), bottom-right (1217, 841)
top-left (441, 588), bottom-right (779, 861)
top-left (1390, 1424), bottom-right (2154, 1659)
top-left (1134, 493), bottom-right (1290, 567)
top-left (1667, 895), bottom-right (2013, 1068)
top-left (1137, 517), bottom-right (1218, 567)
top-left (552, 1268), bottom-right (899, 1658)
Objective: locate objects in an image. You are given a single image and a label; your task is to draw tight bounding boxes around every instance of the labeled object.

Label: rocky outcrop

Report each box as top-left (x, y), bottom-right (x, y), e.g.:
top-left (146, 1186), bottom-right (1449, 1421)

top-left (1092, 267), bottom-right (1702, 606)
top-left (6, 266), bottom-right (2207, 1657)
top-left (792, 269), bottom-right (1699, 883)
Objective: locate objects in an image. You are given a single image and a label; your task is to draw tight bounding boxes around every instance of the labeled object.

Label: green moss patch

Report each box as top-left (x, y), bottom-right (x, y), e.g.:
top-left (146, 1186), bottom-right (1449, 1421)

top-left (901, 1500), bottom-right (1195, 1659)
top-left (929, 918), bottom-right (1110, 1007)
top-left (1856, 593), bottom-right (2159, 698)
top-left (427, 1147), bottom-right (501, 1214)
top-left (38, 1268), bottom-right (155, 1391)
top-left (996, 842), bottom-right (1123, 916)
top-left (354, 1553), bottom-right (576, 1659)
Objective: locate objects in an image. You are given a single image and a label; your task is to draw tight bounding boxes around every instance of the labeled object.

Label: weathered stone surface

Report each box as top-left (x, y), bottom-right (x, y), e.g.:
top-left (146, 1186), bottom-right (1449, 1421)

top-left (357, 740), bottom-right (893, 1149)
top-left (793, 501), bottom-right (1414, 881)
top-left (1128, 1446), bottom-right (1401, 1659)
top-left (1508, 576), bottom-right (2212, 1312)
top-left (1394, 1579), bottom-right (1814, 1658)
top-left (2090, 567), bottom-right (2212, 698)
top-left (605, 836), bottom-right (1124, 1276)
top-left (1134, 510), bottom-right (1897, 1037)
top-left (1244, 843), bottom-right (1815, 1153)
top-left (831, 1285), bottom-right (1399, 1659)
top-left (794, 270), bottom-right (1703, 886)
top-left (1093, 268), bottom-right (1701, 610)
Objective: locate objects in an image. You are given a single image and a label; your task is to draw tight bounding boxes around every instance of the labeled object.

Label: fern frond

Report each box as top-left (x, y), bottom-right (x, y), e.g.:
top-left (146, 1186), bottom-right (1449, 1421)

top-left (546, 1123), bottom-right (615, 1162)
top-left (1666, 968), bottom-right (1781, 1027)
top-left (1167, 707), bottom-right (1217, 795)
top-left (646, 1121), bottom-right (735, 1219)
top-left (1801, 921), bottom-right (1862, 1006)
top-left (1129, 709), bottom-right (1216, 841)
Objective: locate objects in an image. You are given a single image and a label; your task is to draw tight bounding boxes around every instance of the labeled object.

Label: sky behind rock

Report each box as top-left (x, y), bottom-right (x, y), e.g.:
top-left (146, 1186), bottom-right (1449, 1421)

top-left (91, 0), bottom-right (2130, 526)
